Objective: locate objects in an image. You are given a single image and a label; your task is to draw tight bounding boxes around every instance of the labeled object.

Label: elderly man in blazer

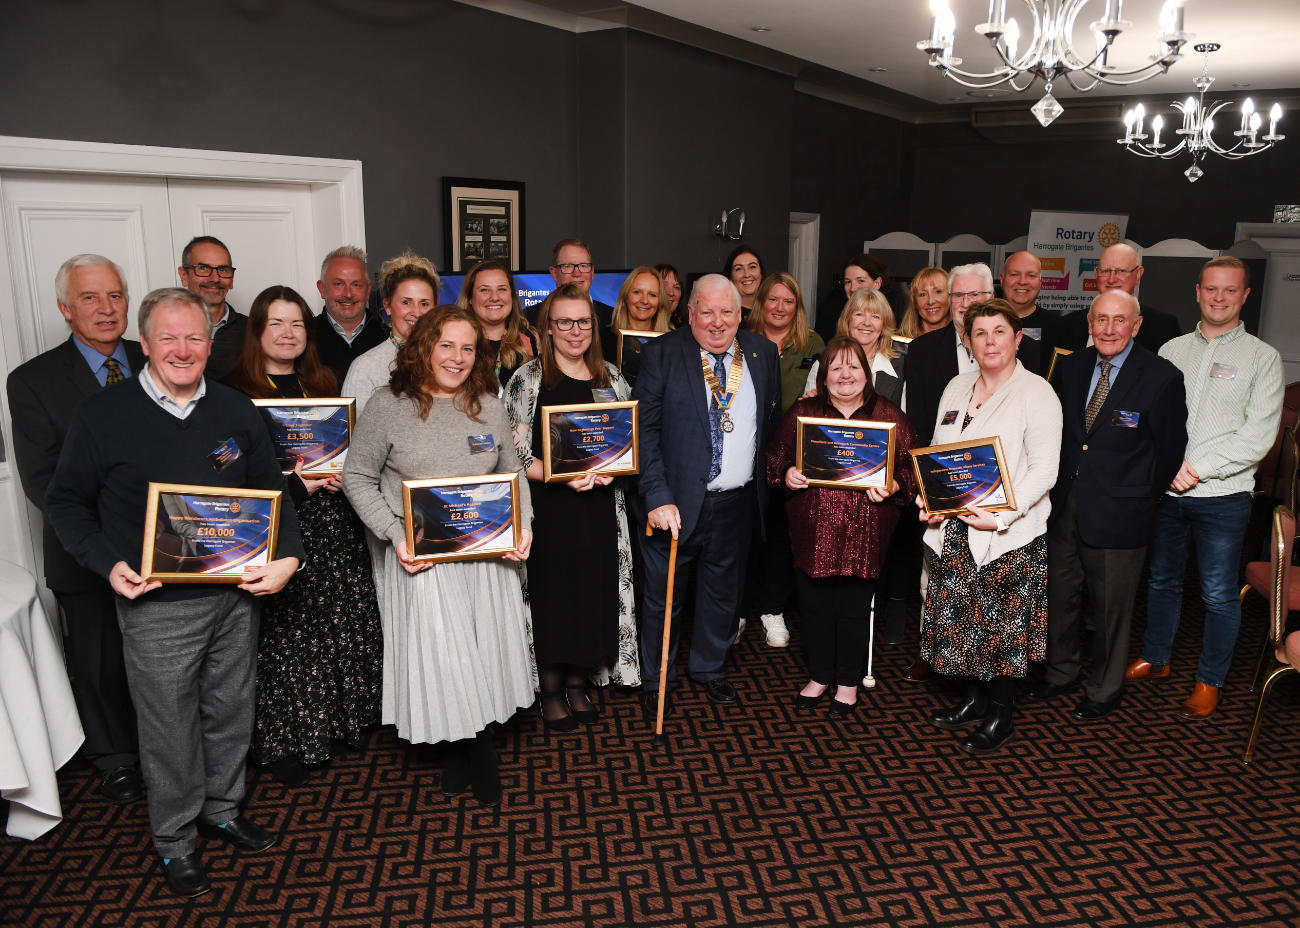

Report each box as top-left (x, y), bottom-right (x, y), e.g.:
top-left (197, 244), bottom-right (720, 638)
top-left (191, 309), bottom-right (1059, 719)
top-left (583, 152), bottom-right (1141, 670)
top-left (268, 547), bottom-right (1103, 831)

top-left (1027, 290), bottom-right (1187, 720)
top-left (6, 254), bottom-right (146, 803)
top-left (635, 273), bottom-right (780, 711)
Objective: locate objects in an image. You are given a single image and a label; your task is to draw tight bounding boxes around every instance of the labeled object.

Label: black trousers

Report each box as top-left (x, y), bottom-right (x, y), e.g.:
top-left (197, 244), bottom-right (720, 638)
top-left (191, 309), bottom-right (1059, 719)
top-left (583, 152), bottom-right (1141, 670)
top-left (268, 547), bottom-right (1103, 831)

top-left (795, 570), bottom-right (876, 687)
top-left (56, 588), bottom-right (138, 771)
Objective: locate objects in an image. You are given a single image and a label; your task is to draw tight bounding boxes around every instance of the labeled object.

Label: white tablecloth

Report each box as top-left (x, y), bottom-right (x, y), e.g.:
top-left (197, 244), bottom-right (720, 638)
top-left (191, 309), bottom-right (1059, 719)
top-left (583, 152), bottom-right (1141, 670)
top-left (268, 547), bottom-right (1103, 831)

top-left (0, 559), bottom-right (84, 839)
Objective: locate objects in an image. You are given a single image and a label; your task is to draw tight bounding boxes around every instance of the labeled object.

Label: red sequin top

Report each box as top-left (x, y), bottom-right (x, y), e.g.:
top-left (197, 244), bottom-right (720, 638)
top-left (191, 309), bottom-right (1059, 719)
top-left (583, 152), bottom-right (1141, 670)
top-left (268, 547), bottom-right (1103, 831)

top-left (765, 393), bottom-right (917, 580)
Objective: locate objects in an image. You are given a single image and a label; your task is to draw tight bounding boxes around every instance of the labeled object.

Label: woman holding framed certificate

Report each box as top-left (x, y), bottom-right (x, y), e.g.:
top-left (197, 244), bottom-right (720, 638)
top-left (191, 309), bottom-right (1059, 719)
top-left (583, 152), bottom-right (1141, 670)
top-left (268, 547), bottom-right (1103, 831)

top-left (917, 300), bottom-right (1062, 755)
top-left (456, 259), bottom-right (537, 393)
top-left (343, 306), bottom-right (534, 807)
top-left (226, 285), bottom-right (382, 787)
top-left (504, 284), bottom-right (639, 732)
top-left (766, 335), bottom-right (916, 717)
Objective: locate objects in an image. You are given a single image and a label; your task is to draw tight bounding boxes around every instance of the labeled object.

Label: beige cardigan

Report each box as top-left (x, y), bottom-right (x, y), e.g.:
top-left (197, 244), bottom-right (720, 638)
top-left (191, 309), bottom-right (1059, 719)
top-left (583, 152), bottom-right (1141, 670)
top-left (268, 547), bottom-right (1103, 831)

top-left (922, 361), bottom-right (1062, 567)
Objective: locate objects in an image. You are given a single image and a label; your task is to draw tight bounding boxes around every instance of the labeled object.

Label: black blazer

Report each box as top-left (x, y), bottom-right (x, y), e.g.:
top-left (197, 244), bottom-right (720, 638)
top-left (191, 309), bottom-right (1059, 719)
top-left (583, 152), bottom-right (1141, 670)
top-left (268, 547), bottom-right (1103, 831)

top-left (634, 326), bottom-right (781, 540)
top-left (7, 336), bottom-right (146, 591)
top-left (1051, 343), bottom-right (1187, 548)
top-left (903, 323), bottom-right (1041, 445)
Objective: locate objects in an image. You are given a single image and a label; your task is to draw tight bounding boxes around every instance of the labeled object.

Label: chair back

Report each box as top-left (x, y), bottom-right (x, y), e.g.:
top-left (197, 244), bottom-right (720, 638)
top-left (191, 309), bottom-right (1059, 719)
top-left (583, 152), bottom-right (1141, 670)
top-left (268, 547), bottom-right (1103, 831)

top-left (1274, 426), bottom-right (1299, 511)
top-left (1268, 505), bottom-right (1297, 645)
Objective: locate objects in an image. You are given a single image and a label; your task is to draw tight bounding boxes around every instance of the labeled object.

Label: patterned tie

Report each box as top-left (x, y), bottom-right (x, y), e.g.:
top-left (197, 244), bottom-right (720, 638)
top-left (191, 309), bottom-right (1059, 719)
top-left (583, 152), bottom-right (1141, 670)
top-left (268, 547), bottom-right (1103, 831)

top-left (1083, 360), bottom-right (1112, 431)
top-left (103, 357), bottom-right (124, 385)
top-left (708, 351), bottom-right (727, 481)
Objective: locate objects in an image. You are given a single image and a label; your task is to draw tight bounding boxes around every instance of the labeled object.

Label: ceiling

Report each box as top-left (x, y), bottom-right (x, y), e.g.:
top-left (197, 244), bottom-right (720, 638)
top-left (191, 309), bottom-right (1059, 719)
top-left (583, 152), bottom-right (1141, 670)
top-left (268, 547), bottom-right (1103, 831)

top-left (464, 0), bottom-right (1300, 120)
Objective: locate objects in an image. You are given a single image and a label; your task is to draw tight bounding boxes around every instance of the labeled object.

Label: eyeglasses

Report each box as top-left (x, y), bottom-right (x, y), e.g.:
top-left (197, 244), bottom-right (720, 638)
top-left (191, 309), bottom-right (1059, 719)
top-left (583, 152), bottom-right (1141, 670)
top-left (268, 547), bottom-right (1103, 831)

top-left (553, 263), bottom-right (593, 274)
top-left (949, 289), bottom-right (992, 301)
top-left (551, 317), bottom-right (593, 331)
top-left (183, 263), bottom-right (236, 279)
top-left (1096, 266), bottom-right (1139, 277)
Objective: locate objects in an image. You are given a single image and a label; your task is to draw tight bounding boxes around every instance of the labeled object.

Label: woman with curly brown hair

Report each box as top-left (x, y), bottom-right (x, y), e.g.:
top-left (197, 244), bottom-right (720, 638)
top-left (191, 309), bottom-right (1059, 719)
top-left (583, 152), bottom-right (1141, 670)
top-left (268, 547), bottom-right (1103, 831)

top-left (226, 285), bottom-right (382, 787)
top-left (343, 306), bottom-right (534, 806)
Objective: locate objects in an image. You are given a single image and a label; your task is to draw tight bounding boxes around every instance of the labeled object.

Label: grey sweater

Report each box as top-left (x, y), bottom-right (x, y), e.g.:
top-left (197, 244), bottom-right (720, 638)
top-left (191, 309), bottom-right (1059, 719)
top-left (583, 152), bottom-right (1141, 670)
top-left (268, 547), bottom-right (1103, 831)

top-left (343, 387), bottom-right (532, 547)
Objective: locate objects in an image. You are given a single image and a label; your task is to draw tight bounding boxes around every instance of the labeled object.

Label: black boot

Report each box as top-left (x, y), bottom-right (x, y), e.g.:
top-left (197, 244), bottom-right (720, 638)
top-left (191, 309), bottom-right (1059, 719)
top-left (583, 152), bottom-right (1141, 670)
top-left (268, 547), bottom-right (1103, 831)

top-left (930, 679), bottom-right (987, 731)
top-left (960, 679), bottom-right (1015, 754)
top-left (468, 730), bottom-right (502, 807)
top-left (881, 597), bottom-right (908, 645)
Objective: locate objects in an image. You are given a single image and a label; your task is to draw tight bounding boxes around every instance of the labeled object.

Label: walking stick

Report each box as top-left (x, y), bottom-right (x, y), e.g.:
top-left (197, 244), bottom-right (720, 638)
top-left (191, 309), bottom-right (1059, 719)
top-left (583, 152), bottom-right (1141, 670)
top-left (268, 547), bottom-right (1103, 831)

top-left (647, 521), bottom-right (678, 747)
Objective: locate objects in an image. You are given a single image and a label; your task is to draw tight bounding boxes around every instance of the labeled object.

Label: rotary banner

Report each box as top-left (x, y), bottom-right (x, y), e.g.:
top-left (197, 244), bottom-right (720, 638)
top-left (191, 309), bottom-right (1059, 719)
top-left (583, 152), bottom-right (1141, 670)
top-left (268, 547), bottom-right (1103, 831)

top-left (1025, 210), bottom-right (1129, 315)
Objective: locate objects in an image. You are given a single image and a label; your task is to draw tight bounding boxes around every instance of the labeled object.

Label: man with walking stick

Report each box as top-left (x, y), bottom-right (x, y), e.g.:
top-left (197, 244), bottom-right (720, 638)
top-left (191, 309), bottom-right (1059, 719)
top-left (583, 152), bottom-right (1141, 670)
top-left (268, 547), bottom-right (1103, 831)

top-left (634, 274), bottom-right (781, 718)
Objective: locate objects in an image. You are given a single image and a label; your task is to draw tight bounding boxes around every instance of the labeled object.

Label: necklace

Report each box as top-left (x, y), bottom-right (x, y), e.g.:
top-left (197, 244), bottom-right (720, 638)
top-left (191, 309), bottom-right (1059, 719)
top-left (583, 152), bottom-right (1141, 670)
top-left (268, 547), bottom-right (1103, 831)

top-left (700, 341), bottom-right (743, 432)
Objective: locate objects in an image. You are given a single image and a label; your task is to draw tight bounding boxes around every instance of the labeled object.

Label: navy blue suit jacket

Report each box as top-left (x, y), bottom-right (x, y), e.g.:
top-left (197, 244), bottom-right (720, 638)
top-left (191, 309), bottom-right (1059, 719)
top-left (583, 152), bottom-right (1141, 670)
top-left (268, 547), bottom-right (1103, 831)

top-left (7, 335), bottom-right (146, 591)
top-left (634, 326), bottom-right (781, 541)
top-left (1051, 342), bottom-right (1187, 548)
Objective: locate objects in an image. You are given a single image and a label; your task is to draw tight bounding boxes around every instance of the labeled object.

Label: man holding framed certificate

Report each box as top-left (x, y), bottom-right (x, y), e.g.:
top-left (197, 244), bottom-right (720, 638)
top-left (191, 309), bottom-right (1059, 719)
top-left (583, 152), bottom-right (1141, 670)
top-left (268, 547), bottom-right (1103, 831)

top-left (45, 288), bottom-right (304, 898)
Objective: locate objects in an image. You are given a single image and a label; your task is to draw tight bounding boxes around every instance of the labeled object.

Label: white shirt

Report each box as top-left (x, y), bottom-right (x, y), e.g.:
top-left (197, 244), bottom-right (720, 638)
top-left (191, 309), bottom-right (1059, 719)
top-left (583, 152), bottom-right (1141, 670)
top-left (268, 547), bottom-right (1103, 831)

top-left (702, 342), bottom-right (757, 492)
top-left (140, 365), bottom-right (206, 420)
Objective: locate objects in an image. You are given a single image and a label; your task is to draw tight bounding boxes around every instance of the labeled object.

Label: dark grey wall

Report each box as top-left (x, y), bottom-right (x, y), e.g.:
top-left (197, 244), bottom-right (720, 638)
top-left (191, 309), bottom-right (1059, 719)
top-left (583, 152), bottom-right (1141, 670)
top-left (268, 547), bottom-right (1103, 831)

top-left (790, 92), bottom-right (913, 320)
top-left (623, 32), bottom-right (792, 280)
top-left (907, 123), bottom-right (1299, 249)
top-left (0, 0), bottom-right (579, 270)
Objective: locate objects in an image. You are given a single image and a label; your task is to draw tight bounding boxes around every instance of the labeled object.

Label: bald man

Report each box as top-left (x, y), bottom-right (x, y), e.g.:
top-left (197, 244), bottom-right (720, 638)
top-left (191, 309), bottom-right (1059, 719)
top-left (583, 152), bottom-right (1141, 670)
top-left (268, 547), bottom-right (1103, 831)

top-left (1000, 250), bottom-right (1064, 376)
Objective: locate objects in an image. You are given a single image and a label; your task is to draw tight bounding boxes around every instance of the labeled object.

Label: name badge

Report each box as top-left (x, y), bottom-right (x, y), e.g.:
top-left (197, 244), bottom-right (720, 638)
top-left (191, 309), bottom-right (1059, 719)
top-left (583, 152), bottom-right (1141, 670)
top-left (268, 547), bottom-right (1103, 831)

top-left (799, 356), bottom-right (816, 370)
top-left (1209, 362), bottom-right (1237, 380)
top-left (591, 387), bottom-right (619, 402)
top-left (467, 434), bottom-right (495, 454)
top-left (210, 437), bottom-right (242, 472)
top-left (1113, 409), bottom-right (1141, 428)
top-left (941, 410), bottom-right (959, 425)
top-left (1022, 327), bottom-right (1043, 341)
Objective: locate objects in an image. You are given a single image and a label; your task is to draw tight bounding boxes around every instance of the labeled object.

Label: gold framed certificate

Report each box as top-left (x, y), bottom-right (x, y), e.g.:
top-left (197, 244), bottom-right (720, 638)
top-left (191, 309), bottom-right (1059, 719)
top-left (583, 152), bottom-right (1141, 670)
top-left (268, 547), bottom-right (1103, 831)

top-left (910, 436), bottom-right (1016, 517)
top-left (1046, 347), bottom-right (1073, 383)
top-left (141, 483), bottom-right (282, 583)
top-left (795, 417), bottom-right (895, 490)
top-left (616, 329), bottom-right (663, 383)
top-left (541, 401), bottom-right (639, 482)
top-left (250, 398), bottom-right (355, 476)
top-left (402, 473), bottom-right (521, 563)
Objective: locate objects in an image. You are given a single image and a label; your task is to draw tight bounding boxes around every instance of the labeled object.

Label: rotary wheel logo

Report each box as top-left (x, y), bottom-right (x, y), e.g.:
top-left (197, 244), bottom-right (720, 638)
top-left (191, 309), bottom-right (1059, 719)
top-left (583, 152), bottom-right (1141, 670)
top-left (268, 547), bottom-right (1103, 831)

top-left (1097, 223), bottom-right (1121, 248)
top-left (230, 501), bottom-right (241, 514)
top-left (963, 452), bottom-right (972, 461)
top-left (602, 414), bottom-right (609, 422)
top-left (855, 431), bottom-right (863, 439)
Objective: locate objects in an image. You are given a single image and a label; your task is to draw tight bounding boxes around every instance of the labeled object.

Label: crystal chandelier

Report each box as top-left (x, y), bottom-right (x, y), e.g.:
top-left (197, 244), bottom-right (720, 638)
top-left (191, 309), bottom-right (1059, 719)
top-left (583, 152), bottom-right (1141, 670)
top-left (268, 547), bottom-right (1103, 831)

top-left (1117, 43), bottom-right (1286, 183)
top-left (917, 0), bottom-right (1191, 126)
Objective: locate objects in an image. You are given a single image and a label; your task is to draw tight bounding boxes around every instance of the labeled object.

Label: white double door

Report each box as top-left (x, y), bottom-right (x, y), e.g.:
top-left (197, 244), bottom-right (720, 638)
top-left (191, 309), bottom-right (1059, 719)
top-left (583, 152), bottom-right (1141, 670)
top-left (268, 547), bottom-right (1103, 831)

top-left (0, 150), bottom-right (358, 588)
top-left (2, 172), bottom-right (321, 354)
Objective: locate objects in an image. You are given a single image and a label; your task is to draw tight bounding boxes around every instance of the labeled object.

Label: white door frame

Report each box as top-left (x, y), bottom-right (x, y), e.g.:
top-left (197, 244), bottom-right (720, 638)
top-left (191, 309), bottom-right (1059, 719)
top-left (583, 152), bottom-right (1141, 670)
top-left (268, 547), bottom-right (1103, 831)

top-left (789, 211), bottom-right (821, 325)
top-left (0, 135), bottom-right (366, 575)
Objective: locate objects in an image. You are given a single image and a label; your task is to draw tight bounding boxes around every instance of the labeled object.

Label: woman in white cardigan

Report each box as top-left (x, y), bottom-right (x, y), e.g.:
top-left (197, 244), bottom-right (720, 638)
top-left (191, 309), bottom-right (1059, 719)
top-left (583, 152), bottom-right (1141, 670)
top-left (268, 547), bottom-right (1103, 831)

top-left (918, 299), bottom-right (1062, 754)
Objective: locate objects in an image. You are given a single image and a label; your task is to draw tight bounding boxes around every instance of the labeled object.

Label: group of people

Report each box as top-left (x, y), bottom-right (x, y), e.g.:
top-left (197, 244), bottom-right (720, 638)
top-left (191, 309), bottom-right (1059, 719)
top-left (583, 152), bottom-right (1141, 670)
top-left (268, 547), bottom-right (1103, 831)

top-left (5, 229), bottom-right (1285, 900)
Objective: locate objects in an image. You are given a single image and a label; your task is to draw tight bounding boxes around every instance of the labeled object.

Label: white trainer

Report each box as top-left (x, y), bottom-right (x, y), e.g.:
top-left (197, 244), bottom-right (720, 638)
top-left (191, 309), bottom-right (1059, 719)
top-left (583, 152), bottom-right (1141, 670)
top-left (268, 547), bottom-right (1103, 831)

top-left (761, 613), bottom-right (790, 647)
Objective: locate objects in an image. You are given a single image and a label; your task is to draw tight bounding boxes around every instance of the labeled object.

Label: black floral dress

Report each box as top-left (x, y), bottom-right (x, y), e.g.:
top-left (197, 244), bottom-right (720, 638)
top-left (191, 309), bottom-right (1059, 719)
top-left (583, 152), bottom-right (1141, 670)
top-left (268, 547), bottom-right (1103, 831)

top-left (251, 373), bottom-right (383, 764)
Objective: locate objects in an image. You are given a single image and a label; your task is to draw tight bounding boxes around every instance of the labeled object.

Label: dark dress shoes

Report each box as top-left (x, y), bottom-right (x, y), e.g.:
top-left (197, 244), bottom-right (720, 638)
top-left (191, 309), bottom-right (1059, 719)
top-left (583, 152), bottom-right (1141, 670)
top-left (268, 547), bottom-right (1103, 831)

top-left (1072, 693), bottom-right (1122, 721)
top-left (198, 816), bottom-right (277, 852)
top-left (959, 702), bottom-right (1015, 754)
top-left (827, 699), bottom-right (858, 719)
top-left (264, 757), bottom-right (310, 787)
top-left (793, 689), bottom-right (826, 710)
top-left (161, 853), bottom-right (210, 898)
top-left (640, 690), bottom-right (672, 719)
top-left (1023, 677), bottom-right (1081, 702)
top-left (566, 686), bottom-right (600, 725)
top-left (930, 685), bottom-right (988, 731)
top-left (703, 679), bottom-right (738, 705)
top-left (98, 766), bottom-right (143, 804)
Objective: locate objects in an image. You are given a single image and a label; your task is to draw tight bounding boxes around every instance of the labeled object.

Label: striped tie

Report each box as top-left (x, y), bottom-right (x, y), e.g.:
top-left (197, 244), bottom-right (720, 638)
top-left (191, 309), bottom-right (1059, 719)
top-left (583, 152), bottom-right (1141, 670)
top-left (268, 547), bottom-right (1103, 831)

top-left (104, 357), bottom-right (124, 385)
top-left (1083, 360), bottom-right (1111, 431)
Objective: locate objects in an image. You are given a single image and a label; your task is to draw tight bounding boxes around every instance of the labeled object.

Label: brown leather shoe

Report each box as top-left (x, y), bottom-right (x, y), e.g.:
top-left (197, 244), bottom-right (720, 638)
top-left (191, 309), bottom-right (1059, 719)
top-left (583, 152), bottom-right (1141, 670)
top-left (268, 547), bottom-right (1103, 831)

top-left (1178, 682), bottom-right (1220, 720)
top-left (1124, 658), bottom-right (1171, 683)
top-left (903, 658), bottom-right (932, 683)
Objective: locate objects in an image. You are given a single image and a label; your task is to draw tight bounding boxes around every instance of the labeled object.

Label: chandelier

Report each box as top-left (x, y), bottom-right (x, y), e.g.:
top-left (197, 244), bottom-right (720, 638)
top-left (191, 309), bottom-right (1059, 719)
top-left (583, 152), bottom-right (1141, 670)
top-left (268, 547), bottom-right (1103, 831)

top-left (1118, 43), bottom-right (1286, 183)
top-left (917, 0), bottom-right (1191, 126)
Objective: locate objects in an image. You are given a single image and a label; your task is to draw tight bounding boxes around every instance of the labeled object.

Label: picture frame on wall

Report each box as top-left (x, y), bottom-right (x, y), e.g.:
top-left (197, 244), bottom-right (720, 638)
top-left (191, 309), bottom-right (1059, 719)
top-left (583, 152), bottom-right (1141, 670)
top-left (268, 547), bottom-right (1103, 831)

top-left (443, 177), bottom-right (525, 272)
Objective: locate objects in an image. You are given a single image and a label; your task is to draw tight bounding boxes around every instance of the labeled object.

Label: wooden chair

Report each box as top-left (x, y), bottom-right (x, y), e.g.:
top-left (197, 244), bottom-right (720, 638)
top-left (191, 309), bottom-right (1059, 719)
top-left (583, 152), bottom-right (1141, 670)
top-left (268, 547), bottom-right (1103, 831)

top-left (1241, 505), bottom-right (1299, 764)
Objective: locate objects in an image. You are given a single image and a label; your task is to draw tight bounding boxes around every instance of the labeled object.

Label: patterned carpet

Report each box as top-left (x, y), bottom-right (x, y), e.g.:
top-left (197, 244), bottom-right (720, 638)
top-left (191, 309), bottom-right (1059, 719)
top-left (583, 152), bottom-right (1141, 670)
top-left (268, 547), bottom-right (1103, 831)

top-left (3, 592), bottom-right (1299, 928)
